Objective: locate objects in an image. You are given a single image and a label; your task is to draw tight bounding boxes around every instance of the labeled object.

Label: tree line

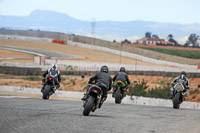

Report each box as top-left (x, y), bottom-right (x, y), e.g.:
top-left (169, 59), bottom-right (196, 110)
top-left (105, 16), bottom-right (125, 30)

top-left (118, 32), bottom-right (200, 48)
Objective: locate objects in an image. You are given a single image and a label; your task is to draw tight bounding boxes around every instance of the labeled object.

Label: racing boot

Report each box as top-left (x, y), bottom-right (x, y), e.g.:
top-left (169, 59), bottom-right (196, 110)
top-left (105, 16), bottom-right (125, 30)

top-left (81, 86), bottom-right (90, 101)
top-left (99, 95), bottom-right (107, 108)
top-left (112, 87), bottom-right (116, 97)
top-left (41, 85), bottom-right (45, 92)
top-left (52, 84), bottom-right (60, 92)
top-left (123, 89), bottom-right (127, 98)
top-left (112, 91), bottom-right (115, 97)
top-left (41, 79), bottom-right (45, 92)
top-left (56, 84), bottom-right (60, 89)
top-left (81, 93), bottom-right (88, 101)
top-left (170, 88), bottom-right (174, 99)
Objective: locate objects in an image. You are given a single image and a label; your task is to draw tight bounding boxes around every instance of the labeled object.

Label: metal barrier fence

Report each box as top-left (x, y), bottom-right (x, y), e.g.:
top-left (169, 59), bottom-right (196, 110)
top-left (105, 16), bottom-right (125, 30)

top-left (0, 65), bottom-right (200, 78)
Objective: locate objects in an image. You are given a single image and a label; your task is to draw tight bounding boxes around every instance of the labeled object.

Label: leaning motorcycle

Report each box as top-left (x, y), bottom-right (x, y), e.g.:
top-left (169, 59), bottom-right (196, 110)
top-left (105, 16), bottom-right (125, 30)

top-left (113, 81), bottom-right (127, 104)
top-left (42, 76), bottom-right (56, 100)
top-left (82, 84), bottom-right (103, 116)
top-left (172, 80), bottom-right (187, 109)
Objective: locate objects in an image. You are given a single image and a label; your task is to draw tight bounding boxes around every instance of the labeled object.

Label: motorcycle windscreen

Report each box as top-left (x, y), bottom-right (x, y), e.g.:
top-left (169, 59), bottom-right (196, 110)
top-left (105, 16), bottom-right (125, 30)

top-left (174, 83), bottom-right (184, 91)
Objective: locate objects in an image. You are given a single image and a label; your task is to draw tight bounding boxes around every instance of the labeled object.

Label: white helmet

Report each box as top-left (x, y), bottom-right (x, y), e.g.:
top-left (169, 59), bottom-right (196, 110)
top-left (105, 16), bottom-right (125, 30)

top-left (52, 64), bottom-right (57, 70)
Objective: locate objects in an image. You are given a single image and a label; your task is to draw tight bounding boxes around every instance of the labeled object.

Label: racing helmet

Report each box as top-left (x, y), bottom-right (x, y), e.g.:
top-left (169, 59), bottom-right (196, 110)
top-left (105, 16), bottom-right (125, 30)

top-left (181, 71), bottom-right (186, 76)
top-left (100, 65), bottom-right (108, 73)
top-left (180, 71), bottom-right (186, 80)
top-left (120, 67), bottom-right (126, 72)
top-left (52, 64), bottom-right (57, 70)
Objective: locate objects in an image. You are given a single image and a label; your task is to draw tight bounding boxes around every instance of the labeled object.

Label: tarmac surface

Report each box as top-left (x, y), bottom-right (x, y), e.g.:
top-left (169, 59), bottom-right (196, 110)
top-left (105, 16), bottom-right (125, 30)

top-left (0, 95), bottom-right (200, 133)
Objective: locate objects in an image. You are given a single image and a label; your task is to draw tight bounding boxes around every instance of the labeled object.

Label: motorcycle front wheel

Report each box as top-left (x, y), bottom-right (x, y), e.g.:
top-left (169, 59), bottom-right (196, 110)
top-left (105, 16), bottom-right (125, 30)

top-left (173, 93), bottom-right (180, 109)
top-left (42, 85), bottom-right (50, 100)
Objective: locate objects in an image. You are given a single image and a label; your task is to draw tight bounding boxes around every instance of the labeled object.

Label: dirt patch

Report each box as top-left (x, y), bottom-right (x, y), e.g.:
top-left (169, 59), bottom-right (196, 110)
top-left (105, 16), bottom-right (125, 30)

top-left (0, 49), bottom-right (34, 58)
top-left (0, 59), bottom-right (33, 63)
top-left (0, 48), bottom-right (34, 63)
top-left (0, 38), bottom-right (169, 66)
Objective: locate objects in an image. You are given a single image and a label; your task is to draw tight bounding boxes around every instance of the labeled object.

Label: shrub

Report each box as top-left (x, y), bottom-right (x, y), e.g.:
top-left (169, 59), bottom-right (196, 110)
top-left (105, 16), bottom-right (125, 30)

top-left (146, 86), bottom-right (171, 99)
top-left (148, 79), bottom-right (171, 99)
top-left (127, 79), bottom-right (148, 97)
top-left (61, 77), bottom-right (66, 81)
top-left (70, 79), bottom-right (76, 85)
top-left (26, 76), bottom-right (42, 81)
top-left (127, 79), bottom-right (171, 99)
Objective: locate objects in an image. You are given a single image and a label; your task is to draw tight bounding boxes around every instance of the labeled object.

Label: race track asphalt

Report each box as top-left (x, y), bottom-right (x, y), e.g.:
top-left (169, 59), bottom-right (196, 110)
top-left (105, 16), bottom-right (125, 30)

top-left (0, 97), bottom-right (200, 133)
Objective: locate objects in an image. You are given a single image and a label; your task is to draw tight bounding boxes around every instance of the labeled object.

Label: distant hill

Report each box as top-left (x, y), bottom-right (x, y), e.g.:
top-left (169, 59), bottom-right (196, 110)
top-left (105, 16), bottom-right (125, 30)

top-left (0, 10), bottom-right (200, 42)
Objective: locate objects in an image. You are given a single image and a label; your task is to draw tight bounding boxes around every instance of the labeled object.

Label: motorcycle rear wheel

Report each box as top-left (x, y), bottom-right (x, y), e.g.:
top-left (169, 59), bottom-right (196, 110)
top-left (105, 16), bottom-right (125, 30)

top-left (115, 90), bottom-right (122, 104)
top-left (83, 96), bottom-right (95, 116)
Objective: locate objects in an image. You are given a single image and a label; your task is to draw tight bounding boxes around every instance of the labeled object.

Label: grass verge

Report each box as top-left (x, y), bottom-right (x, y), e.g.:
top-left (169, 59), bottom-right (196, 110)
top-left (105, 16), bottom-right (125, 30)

top-left (140, 47), bottom-right (200, 59)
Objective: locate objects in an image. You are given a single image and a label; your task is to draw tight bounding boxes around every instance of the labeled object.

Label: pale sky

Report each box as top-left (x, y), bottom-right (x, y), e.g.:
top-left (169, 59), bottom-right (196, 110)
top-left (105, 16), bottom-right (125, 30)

top-left (0, 0), bottom-right (199, 24)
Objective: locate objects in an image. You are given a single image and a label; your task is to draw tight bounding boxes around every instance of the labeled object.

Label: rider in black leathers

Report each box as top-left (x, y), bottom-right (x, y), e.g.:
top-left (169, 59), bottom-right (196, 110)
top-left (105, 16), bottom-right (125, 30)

top-left (112, 67), bottom-right (130, 97)
top-left (81, 65), bottom-right (112, 104)
top-left (41, 64), bottom-right (61, 92)
top-left (171, 71), bottom-right (190, 98)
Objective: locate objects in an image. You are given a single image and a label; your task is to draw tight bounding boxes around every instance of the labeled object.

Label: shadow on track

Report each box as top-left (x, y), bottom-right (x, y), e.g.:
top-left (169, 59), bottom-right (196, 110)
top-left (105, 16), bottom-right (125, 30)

top-left (75, 113), bottom-right (113, 118)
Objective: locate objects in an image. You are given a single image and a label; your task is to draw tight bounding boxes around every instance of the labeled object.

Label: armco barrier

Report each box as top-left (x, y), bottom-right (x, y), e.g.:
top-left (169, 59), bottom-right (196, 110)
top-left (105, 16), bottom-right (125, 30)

top-left (0, 66), bottom-right (200, 78)
top-left (1, 65), bottom-right (200, 77)
top-left (0, 66), bottom-right (42, 75)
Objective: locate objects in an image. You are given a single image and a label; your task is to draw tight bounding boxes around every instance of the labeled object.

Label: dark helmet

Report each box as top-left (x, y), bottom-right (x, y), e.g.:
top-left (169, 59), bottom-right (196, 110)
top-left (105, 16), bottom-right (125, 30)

top-left (120, 67), bottom-right (126, 72)
top-left (181, 71), bottom-right (186, 76)
top-left (100, 65), bottom-right (108, 73)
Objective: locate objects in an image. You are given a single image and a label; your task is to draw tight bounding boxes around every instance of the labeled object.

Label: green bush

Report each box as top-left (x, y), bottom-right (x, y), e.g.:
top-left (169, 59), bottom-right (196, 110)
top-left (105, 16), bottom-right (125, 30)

top-left (127, 79), bottom-right (171, 99)
top-left (26, 76), bottom-right (42, 81)
top-left (61, 77), bottom-right (66, 81)
top-left (148, 79), bottom-right (171, 99)
top-left (127, 79), bottom-right (148, 97)
top-left (146, 86), bottom-right (171, 99)
top-left (70, 79), bottom-right (76, 85)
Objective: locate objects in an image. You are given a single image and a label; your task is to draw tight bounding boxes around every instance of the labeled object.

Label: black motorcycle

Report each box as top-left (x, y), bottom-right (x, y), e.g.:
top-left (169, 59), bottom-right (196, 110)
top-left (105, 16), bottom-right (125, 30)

top-left (82, 84), bottom-right (103, 116)
top-left (42, 76), bottom-right (56, 100)
top-left (113, 81), bottom-right (127, 104)
top-left (172, 80), bottom-right (187, 109)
